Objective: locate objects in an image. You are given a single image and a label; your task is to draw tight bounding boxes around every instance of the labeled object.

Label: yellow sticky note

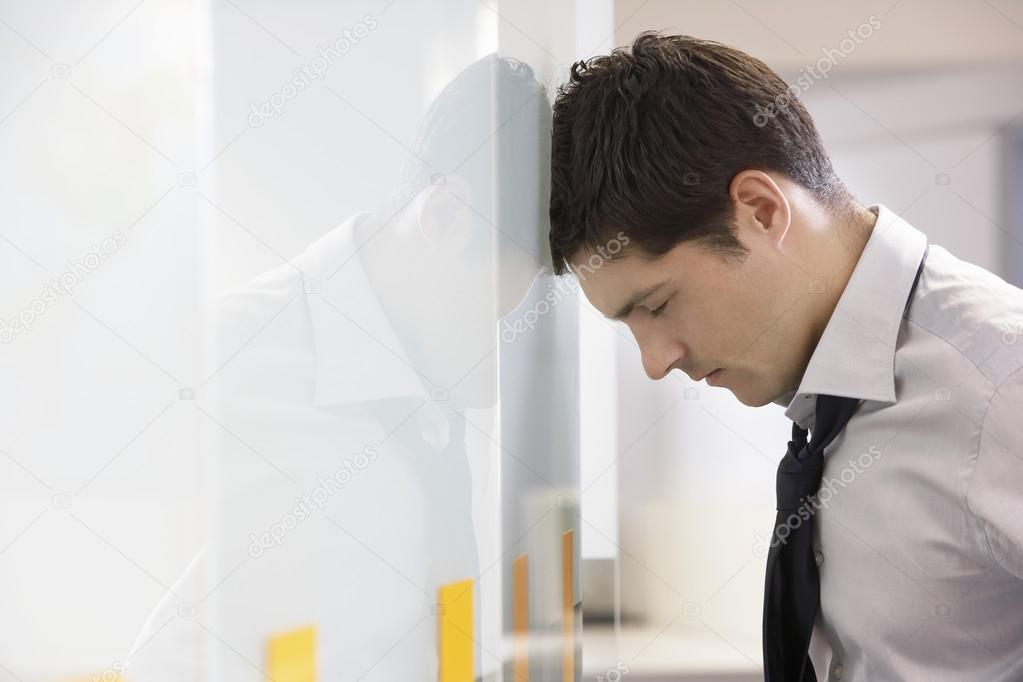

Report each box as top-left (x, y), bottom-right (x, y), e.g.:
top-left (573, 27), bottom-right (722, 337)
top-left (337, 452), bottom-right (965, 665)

top-left (267, 625), bottom-right (316, 682)
top-left (437, 578), bottom-right (474, 682)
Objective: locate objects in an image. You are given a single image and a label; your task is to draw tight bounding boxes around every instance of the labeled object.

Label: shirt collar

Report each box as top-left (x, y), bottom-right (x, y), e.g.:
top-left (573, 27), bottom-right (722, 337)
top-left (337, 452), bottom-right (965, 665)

top-left (773, 203), bottom-right (929, 428)
top-left (299, 212), bottom-right (430, 408)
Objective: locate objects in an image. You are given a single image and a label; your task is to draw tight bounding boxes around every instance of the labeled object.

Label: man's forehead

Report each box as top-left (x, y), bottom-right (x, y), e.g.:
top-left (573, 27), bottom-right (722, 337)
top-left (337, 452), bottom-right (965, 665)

top-left (570, 250), bottom-right (664, 321)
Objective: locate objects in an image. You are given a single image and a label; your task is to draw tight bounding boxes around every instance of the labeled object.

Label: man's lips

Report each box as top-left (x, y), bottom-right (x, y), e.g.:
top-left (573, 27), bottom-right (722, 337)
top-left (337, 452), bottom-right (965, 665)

top-left (678, 364), bottom-right (725, 382)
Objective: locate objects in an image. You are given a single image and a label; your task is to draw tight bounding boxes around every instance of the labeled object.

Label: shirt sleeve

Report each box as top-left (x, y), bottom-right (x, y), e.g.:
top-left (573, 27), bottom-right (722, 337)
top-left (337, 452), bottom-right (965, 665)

top-left (967, 367), bottom-right (1023, 579)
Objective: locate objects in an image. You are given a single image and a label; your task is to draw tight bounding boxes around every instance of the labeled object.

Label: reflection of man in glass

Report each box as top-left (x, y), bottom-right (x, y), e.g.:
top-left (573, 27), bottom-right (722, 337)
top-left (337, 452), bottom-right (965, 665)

top-left (127, 54), bottom-right (549, 680)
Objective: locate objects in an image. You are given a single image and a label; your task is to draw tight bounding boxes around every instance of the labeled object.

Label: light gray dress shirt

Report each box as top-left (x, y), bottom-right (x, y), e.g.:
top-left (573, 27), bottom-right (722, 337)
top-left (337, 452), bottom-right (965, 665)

top-left (771, 203), bottom-right (1023, 680)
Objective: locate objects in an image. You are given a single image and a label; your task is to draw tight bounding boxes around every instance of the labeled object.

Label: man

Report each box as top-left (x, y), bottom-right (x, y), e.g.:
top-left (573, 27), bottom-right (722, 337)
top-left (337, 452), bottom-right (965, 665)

top-left (548, 32), bottom-right (1023, 680)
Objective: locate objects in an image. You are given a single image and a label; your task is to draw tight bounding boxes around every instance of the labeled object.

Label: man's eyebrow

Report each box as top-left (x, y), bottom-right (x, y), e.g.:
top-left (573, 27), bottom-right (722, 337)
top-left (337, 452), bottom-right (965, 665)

top-left (609, 281), bottom-right (669, 321)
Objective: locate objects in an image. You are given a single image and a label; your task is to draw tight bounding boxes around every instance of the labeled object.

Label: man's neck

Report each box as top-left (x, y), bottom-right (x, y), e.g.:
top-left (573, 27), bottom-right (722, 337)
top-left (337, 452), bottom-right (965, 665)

top-left (805, 203), bottom-right (879, 361)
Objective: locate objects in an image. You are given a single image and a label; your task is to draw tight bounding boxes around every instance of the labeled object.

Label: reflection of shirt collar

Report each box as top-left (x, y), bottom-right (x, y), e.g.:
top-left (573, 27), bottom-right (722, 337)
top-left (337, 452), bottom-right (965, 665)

top-left (772, 203), bottom-right (929, 428)
top-left (298, 212), bottom-right (430, 408)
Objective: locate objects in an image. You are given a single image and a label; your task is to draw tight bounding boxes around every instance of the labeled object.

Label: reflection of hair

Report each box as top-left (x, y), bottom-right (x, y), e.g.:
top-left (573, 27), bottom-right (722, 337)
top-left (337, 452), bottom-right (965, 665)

top-left (390, 54), bottom-right (551, 256)
top-left (548, 31), bottom-right (852, 275)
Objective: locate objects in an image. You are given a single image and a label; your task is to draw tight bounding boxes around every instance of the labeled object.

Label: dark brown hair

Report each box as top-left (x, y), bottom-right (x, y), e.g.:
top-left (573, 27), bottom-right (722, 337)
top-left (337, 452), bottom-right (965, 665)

top-left (548, 31), bottom-right (851, 275)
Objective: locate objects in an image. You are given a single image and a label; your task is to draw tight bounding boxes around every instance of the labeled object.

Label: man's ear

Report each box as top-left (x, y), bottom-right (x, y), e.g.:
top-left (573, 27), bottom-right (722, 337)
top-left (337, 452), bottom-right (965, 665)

top-left (416, 174), bottom-right (475, 253)
top-left (729, 170), bottom-right (791, 248)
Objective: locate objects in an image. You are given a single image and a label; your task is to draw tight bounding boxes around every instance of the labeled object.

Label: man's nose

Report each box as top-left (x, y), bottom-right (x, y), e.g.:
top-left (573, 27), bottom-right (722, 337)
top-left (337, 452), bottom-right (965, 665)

top-left (636, 331), bottom-right (682, 381)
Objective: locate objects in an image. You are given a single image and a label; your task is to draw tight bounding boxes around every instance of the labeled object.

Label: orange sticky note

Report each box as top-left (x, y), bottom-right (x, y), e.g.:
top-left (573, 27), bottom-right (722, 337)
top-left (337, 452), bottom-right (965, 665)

top-left (562, 529), bottom-right (575, 681)
top-left (437, 578), bottom-right (474, 682)
top-left (267, 625), bottom-right (316, 682)
top-left (513, 553), bottom-right (529, 682)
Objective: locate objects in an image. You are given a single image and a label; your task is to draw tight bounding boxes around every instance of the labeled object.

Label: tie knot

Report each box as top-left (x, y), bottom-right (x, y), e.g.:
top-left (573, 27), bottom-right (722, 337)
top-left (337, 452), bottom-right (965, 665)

top-left (773, 395), bottom-right (862, 512)
top-left (775, 440), bottom-right (823, 511)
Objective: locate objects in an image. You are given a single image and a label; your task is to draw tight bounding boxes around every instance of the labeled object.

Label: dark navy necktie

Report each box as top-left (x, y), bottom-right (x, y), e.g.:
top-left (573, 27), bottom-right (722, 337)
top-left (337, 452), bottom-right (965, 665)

top-left (762, 393), bottom-right (862, 682)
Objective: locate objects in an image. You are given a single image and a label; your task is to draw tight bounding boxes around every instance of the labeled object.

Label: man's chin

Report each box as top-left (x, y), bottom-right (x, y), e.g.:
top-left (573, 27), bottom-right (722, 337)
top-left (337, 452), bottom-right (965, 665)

top-left (732, 390), bottom-right (767, 407)
top-left (729, 381), bottom-right (780, 408)
top-left (706, 368), bottom-right (783, 407)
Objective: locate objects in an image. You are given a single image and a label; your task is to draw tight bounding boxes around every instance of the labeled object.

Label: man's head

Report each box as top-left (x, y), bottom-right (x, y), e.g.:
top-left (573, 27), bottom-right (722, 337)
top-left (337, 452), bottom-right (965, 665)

top-left (548, 32), bottom-right (873, 406)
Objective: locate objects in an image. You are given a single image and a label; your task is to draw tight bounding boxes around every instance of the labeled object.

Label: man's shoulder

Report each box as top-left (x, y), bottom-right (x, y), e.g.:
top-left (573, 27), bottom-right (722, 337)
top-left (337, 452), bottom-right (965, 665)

top-left (905, 244), bottom-right (1023, 386)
